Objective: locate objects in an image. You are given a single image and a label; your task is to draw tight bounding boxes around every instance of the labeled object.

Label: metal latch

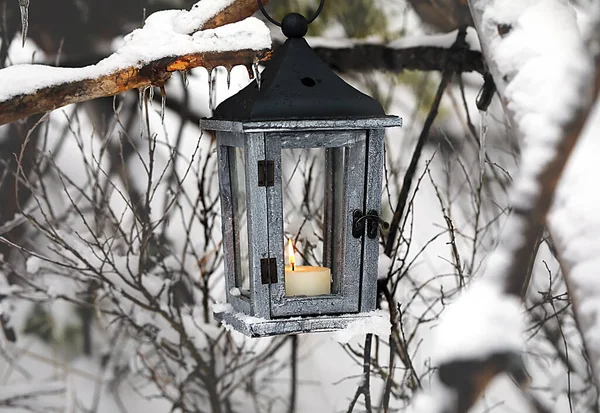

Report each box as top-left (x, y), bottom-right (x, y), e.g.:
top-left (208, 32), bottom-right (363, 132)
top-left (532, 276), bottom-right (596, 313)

top-left (352, 210), bottom-right (390, 239)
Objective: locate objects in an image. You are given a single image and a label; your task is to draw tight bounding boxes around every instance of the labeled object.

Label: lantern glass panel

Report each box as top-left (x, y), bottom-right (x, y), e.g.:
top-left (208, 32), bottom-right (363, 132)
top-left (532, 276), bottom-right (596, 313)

top-left (281, 147), bottom-right (344, 295)
top-left (228, 146), bottom-right (250, 295)
top-left (269, 132), bottom-right (367, 318)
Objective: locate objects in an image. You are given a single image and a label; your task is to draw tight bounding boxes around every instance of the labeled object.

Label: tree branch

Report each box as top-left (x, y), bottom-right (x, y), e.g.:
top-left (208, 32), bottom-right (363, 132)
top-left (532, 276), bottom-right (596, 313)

top-left (384, 27), bottom-right (467, 257)
top-left (347, 334), bottom-right (373, 413)
top-left (0, 0), bottom-right (272, 126)
top-left (278, 37), bottom-right (484, 74)
top-left (0, 49), bottom-right (270, 126)
top-left (419, 1), bottom-right (600, 411)
top-left (202, 0), bottom-right (270, 30)
top-left (545, 4), bottom-right (600, 394)
top-left (0, 24), bottom-right (485, 127)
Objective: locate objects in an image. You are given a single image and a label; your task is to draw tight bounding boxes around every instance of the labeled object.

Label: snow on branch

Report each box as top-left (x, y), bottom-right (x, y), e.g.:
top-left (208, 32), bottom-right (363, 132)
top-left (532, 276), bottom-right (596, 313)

top-left (469, 0), bottom-right (596, 295)
top-left (548, 107), bottom-right (600, 394)
top-left (404, 0), bottom-right (600, 411)
top-left (544, 2), bottom-right (600, 393)
top-left (546, 2), bottom-right (600, 389)
top-left (0, 0), bottom-right (272, 126)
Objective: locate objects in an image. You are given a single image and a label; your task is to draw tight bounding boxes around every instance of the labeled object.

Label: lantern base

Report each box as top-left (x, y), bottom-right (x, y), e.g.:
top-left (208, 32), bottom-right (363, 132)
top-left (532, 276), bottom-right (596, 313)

top-left (214, 305), bottom-right (389, 338)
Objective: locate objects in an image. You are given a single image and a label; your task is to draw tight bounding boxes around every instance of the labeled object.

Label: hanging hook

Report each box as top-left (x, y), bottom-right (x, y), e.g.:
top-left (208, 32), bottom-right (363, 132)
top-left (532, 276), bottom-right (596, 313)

top-left (307, 0), bottom-right (326, 23)
top-left (256, 0), bottom-right (326, 27)
top-left (256, 0), bottom-right (281, 27)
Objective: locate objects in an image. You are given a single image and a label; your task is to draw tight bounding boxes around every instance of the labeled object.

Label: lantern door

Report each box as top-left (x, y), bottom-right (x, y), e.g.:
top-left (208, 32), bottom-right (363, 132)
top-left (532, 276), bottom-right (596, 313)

top-left (265, 130), bottom-right (369, 318)
top-left (217, 131), bottom-right (271, 319)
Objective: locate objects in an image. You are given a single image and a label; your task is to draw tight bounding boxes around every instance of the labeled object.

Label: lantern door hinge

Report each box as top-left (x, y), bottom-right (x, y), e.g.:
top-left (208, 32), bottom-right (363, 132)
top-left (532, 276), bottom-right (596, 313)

top-left (260, 258), bottom-right (278, 284)
top-left (352, 210), bottom-right (390, 239)
top-left (258, 160), bottom-right (275, 187)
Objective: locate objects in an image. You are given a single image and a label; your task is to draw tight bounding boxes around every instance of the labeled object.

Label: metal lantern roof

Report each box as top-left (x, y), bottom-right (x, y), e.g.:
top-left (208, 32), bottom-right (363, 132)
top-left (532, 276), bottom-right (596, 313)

top-left (212, 22), bottom-right (387, 121)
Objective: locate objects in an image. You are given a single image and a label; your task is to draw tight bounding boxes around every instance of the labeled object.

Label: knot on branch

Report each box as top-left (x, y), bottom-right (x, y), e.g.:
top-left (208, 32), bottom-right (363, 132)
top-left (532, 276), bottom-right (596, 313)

top-left (139, 58), bottom-right (176, 88)
top-left (497, 24), bottom-right (512, 37)
top-left (438, 352), bottom-right (529, 413)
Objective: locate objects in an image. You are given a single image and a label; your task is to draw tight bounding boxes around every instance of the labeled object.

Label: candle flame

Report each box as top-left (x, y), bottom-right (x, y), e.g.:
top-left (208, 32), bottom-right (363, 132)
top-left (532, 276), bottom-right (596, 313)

top-left (288, 239), bottom-right (295, 271)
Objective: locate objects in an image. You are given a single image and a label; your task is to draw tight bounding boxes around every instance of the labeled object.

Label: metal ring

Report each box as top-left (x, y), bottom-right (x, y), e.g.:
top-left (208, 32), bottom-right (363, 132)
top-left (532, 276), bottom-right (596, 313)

top-left (307, 0), bottom-right (326, 23)
top-left (256, 0), bottom-right (326, 27)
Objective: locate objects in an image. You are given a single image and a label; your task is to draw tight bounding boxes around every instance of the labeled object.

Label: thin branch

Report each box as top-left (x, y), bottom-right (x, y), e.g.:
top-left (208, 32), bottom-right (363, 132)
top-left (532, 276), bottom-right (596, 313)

top-left (383, 28), bottom-right (469, 257)
top-left (306, 41), bottom-right (484, 75)
top-left (347, 334), bottom-right (373, 413)
top-left (288, 336), bottom-right (297, 413)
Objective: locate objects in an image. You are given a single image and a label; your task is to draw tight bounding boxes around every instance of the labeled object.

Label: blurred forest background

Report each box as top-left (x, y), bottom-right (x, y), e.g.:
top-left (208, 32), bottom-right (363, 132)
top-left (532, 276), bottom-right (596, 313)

top-left (0, 1), bottom-right (595, 413)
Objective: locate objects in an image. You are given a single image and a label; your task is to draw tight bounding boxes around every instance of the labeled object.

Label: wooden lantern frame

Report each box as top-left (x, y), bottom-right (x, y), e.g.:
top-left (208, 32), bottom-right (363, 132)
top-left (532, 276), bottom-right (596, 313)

top-left (202, 118), bottom-right (401, 337)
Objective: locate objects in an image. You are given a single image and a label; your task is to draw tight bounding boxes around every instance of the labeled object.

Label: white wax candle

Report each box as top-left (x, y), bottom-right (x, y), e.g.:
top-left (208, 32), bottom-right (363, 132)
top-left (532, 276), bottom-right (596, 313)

top-left (284, 265), bottom-right (331, 296)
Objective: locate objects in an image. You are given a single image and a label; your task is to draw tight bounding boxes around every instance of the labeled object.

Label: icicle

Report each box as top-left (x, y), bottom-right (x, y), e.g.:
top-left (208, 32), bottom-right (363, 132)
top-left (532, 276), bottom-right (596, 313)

top-left (182, 71), bottom-right (189, 88)
top-left (208, 68), bottom-right (215, 111)
top-left (160, 87), bottom-right (167, 124)
top-left (226, 67), bottom-right (232, 90)
top-left (18, 0), bottom-right (29, 47)
top-left (138, 88), bottom-right (144, 112)
top-left (478, 110), bottom-right (488, 182)
top-left (148, 86), bottom-right (155, 104)
top-left (138, 88), bottom-right (146, 137)
top-left (253, 62), bottom-right (262, 90)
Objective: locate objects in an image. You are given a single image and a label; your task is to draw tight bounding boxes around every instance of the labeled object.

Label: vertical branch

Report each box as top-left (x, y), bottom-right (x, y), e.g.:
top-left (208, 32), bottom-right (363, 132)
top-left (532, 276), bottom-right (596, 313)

top-left (403, 1), bottom-right (600, 412)
top-left (347, 334), bottom-right (373, 413)
top-left (384, 71), bottom-right (451, 257)
top-left (288, 335), bottom-right (297, 413)
top-left (381, 284), bottom-right (397, 412)
top-left (384, 27), bottom-right (467, 257)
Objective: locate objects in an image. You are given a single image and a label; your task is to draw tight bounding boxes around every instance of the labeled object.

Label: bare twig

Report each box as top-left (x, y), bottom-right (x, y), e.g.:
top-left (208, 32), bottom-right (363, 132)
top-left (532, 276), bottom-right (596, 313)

top-left (347, 334), bottom-right (374, 413)
top-left (384, 64), bottom-right (454, 256)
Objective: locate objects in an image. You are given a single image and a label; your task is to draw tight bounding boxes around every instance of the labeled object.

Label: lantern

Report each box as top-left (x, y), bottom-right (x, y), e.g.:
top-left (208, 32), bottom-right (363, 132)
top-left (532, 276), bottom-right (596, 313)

top-left (201, 7), bottom-right (402, 337)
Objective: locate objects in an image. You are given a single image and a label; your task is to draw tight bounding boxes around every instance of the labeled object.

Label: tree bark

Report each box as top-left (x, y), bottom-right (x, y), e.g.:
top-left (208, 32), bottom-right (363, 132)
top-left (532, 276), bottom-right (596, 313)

top-left (201, 0), bottom-right (270, 31)
top-left (307, 41), bottom-right (483, 74)
top-left (0, 0), bottom-right (272, 126)
top-left (0, 49), bottom-right (270, 126)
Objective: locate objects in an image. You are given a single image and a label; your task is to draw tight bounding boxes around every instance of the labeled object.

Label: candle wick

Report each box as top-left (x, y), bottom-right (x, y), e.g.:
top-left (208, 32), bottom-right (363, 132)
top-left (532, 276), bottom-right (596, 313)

top-left (292, 263), bottom-right (295, 271)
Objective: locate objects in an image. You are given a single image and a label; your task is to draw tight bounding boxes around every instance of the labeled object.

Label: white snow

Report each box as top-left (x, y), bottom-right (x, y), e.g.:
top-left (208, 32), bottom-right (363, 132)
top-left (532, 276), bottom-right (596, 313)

top-left (332, 310), bottom-right (391, 344)
top-left (26, 255), bottom-right (42, 273)
top-left (405, 379), bottom-right (455, 413)
top-left (489, 0), bottom-right (591, 211)
top-left (469, 0), bottom-right (594, 288)
top-left (548, 101), bottom-right (600, 387)
top-left (0, 1), bottom-right (271, 102)
top-left (377, 250), bottom-right (393, 280)
top-left (176, 0), bottom-right (236, 35)
top-left (212, 302), bottom-right (233, 314)
top-left (432, 281), bottom-right (524, 365)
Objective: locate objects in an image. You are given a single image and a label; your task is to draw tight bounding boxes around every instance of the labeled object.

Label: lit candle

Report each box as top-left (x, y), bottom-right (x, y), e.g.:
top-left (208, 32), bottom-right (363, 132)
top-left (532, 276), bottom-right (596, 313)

top-left (284, 239), bottom-right (331, 296)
